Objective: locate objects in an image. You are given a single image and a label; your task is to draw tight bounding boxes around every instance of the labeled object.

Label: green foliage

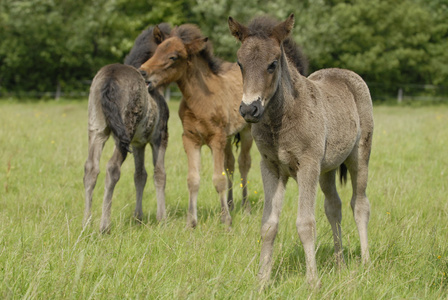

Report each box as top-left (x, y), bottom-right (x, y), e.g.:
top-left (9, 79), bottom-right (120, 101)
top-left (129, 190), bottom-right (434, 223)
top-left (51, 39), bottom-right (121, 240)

top-left (0, 0), bottom-right (447, 94)
top-left (186, 0), bottom-right (298, 61)
top-left (293, 0), bottom-right (447, 87)
top-left (0, 0), bottom-right (123, 92)
top-left (0, 0), bottom-right (188, 93)
top-left (1, 100), bottom-right (448, 298)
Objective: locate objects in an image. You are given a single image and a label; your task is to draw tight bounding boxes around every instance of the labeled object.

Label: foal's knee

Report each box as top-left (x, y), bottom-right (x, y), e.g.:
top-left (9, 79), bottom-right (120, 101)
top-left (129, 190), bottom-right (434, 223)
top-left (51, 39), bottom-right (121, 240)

top-left (238, 152), bottom-right (252, 173)
top-left (135, 167), bottom-right (148, 183)
top-left (84, 160), bottom-right (99, 177)
top-left (212, 173), bottom-right (227, 193)
top-left (187, 172), bottom-right (200, 192)
top-left (296, 217), bottom-right (316, 241)
top-left (153, 166), bottom-right (166, 187)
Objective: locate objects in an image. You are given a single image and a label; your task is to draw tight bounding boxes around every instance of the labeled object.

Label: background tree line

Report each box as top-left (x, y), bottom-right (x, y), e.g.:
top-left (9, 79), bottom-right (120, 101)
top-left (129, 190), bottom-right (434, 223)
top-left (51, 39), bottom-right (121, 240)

top-left (0, 0), bottom-right (447, 98)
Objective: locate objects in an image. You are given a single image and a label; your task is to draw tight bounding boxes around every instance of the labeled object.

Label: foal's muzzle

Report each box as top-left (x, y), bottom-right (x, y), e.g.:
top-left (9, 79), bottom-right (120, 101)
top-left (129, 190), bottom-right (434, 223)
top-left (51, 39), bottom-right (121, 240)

top-left (146, 80), bottom-right (155, 91)
top-left (138, 69), bottom-right (155, 91)
top-left (239, 98), bottom-right (263, 123)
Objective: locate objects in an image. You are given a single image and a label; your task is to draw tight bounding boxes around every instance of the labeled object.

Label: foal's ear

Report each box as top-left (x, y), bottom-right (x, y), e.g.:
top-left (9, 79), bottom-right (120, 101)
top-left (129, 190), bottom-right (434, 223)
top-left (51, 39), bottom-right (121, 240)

top-left (272, 13), bottom-right (295, 43)
top-left (185, 37), bottom-right (208, 55)
top-left (228, 16), bottom-right (249, 42)
top-left (153, 25), bottom-right (167, 45)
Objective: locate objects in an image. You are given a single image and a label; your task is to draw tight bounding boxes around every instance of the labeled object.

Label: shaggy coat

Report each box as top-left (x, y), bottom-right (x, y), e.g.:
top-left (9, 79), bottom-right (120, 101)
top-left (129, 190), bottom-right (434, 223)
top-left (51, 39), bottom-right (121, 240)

top-left (139, 24), bottom-right (258, 227)
top-left (124, 23), bottom-right (171, 68)
top-left (140, 23), bottom-right (307, 228)
top-left (83, 24), bottom-right (170, 233)
top-left (229, 14), bottom-right (373, 287)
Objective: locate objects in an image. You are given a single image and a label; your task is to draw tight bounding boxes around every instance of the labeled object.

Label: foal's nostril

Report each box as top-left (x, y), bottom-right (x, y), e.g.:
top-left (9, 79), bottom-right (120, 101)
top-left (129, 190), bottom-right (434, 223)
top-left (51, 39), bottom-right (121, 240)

top-left (240, 100), bottom-right (263, 121)
top-left (239, 104), bottom-right (244, 117)
top-left (146, 81), bottom-right (154, 91)
top-left (251, 105), bottom-right (259, 117)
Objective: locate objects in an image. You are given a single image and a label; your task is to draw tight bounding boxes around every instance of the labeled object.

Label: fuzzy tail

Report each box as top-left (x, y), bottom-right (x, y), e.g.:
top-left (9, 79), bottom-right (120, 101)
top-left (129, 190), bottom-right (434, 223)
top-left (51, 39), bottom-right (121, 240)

top-left (339, 163), bottom-right (348, 185)
top-left (100, 78), bottom-right (131, 158)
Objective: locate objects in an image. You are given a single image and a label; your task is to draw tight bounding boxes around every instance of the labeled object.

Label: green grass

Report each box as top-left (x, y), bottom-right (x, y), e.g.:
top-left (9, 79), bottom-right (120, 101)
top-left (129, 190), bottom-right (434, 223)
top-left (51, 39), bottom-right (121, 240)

top-left (1, 99), bottom-right (447, 299)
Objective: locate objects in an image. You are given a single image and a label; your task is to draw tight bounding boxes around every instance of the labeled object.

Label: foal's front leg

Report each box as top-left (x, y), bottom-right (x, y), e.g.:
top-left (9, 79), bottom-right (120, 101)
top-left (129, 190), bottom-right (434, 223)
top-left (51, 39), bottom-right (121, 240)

top-left (258, 160), bottom-right (287, 286)
top-left (151, 140), bottom-right (168, 222)
top-left (183, 135), bottom-right (201, 228)
top-left (296, 161), bottom-right (321, 287)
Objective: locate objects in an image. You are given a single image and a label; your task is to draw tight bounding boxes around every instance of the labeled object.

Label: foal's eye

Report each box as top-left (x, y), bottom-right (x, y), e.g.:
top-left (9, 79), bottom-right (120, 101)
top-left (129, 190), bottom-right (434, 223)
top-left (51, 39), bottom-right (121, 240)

top-left (267, 60), bottom-right (278, 74)
top-left (170, 56), bottom-right (178, 62)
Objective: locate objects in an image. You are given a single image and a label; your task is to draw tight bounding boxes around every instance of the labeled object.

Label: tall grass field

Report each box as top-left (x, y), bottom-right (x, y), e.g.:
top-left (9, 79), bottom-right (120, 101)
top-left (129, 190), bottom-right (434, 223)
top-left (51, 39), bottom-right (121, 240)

top-left (1, 99), bottom-right (447, 299)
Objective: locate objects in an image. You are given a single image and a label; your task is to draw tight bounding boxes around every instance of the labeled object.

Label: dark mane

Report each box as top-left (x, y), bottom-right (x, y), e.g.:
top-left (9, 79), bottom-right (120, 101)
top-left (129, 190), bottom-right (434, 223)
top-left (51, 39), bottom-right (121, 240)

top-left (247, 16), bottom-right (308, 75)
top-left (247, 16), bottom-right (277, 39)
top-left (124, 23), bottom-right (171, 68)
top-left (172, 24), bottom-right (223, 75)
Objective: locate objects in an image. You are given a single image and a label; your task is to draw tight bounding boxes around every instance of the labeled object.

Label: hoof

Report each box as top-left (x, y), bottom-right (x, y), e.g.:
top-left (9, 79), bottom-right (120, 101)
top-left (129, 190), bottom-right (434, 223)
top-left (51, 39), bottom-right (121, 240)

top-left (186, 216), bottom-right (197, 229)
top-left (156, 211), bottom-right (166, 223)
top-left (335, 252), bottom-right (347, 270)
top-left (307, 277), bottom-right (322, 290)
top-left (134, 211), bottom-right (144, 222)
top-left (221, 214), bottom-right (232, 228)
top-left (100, 224), bottom-right (111, 234)
top-left (257, 272), bottom-right (271, 292)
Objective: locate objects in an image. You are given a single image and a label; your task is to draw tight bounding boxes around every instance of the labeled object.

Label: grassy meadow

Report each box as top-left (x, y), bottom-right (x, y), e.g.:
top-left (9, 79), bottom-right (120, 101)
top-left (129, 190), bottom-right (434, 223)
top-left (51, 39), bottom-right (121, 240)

top-left (0, 98), bottom-right (447, 299)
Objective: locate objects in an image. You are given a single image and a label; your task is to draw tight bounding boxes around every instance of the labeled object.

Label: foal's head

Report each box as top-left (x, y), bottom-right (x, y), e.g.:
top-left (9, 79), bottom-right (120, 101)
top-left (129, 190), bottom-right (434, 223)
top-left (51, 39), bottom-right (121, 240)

top-left (139, 24), bottom-right (209, 91)
top-left (124, 23), bottom-right (171, 69)
top-left (228, 14), bottom-right (295, 123)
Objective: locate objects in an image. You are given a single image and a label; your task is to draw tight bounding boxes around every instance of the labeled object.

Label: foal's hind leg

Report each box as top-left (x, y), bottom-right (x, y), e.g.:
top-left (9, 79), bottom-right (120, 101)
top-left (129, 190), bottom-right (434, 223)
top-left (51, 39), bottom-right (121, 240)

top-left (224, 139), bottom-right (235, 211)
top-left (296, 160), bottom-right (321, 287)
top-left (83, 130), bottom-right (108, 227)
top-left (151, 139), bottom-right (167, 222)
top-left (183, 135), bottom-right (201, 228)
top-left (346, 147), bottom-right (371, 264)
top-left (210, 139), bottom-right (232, 227)
top-left (132, 145), bottom-right (147, 222)
top-left (238, 126), bottom-right (253, 212)
top-left (100, 145), bottom-right (126, 233)
top-left (319, 169), bottom-right (345, 267)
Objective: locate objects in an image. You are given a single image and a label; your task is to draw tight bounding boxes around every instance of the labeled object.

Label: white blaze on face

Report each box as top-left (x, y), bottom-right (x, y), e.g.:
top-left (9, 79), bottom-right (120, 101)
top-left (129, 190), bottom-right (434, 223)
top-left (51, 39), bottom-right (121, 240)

top-left (241, 92), bottom-right (261, 105)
